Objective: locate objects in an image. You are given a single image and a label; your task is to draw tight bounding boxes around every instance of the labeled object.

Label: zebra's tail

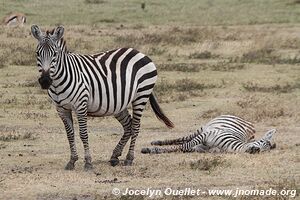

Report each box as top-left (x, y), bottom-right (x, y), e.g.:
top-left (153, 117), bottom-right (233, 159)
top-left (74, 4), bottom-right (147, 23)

top-left (149, 93), bottom-right (174, 129)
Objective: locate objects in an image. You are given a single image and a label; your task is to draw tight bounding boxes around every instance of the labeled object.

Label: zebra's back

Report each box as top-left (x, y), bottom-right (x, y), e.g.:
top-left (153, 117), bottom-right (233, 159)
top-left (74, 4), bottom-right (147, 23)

top-left (58, 48), bottom-right (158, 116)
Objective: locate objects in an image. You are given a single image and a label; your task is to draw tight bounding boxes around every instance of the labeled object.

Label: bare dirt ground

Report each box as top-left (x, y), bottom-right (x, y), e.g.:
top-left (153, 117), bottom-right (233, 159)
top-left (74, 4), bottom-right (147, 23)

top-left (0, 23), bottom-right (299, 199)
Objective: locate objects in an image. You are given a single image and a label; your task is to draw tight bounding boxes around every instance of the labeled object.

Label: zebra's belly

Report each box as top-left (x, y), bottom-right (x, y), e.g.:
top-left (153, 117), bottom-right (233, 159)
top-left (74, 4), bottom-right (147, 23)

top-left (205, 138), bottom-right (244, 153)
top-left (87, 109), bottom-right (119, 117)
top-left (86, 102), bottom-right (126, 117)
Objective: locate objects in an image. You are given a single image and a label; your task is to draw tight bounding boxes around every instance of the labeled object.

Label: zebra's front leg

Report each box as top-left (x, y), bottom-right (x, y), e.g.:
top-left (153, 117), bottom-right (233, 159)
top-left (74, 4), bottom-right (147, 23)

top-left (110, 110), bottom-right (132, 166)
top-left (58, 109), bottom-right (78, 170)
top-left (77, 112), bottom-right (93, 171)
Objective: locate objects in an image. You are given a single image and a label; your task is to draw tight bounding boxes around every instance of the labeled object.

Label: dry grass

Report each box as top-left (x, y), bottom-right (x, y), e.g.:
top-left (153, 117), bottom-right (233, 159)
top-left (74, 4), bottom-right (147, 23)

top-left (158, 63), bottom-right (203, 72)
top-left (0, 5), bottom-right (300, 199)
top-left (188, 156), bottom-right (227, 171)
top-left (239, 48), bottom-right (300, 65)
top-left (188, 51), bottom-right (218, 59)
top-left (242, 82), bottom-right (300, 93)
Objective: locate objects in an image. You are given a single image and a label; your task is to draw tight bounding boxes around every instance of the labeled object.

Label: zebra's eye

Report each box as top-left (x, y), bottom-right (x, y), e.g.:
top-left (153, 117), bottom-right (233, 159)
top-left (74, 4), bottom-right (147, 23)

top-left (36, 52), bottom-right (39, 56)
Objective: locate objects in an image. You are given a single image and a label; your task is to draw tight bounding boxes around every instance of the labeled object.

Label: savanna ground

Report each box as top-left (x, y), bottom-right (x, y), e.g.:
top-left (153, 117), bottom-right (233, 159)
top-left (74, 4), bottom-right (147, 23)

top-left (0, 0), bottom-right (300, 199)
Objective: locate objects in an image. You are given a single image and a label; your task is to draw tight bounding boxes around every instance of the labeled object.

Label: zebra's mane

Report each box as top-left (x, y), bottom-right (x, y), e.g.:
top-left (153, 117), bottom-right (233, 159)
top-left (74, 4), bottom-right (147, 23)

top-left (46, 29), bottom-right (55, 36)
top-left (57, 37), bottom-right (68, 53)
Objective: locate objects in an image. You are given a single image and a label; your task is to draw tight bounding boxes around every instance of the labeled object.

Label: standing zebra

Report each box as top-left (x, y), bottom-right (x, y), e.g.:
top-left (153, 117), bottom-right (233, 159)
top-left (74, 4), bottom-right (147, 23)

top-left (142, 115), bottom-right (276, 154)
top-left (31, 25), bottom-right (174, 170)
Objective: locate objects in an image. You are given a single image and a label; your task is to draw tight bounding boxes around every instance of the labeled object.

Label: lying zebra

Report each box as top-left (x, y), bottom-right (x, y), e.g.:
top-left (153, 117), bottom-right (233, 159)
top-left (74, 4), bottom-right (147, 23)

top-left (141, 115), bottom-right (276, 154)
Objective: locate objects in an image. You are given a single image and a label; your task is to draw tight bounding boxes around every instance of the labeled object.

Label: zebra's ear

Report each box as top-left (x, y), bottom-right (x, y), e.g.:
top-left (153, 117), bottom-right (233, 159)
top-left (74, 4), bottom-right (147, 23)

top-left (263, 129), bottom-right (276, 141)
top-left (52, 25), bottom-right (64, 42)
top-left (31, 25), bottom-right (43, 41)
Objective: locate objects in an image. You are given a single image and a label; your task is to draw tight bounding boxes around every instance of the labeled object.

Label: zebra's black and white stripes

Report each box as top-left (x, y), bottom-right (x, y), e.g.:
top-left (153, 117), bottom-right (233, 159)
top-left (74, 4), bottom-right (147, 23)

top-left (142, 115), bottom-right (276, 154)
top-left (31, 25), bottom-right (174, 170)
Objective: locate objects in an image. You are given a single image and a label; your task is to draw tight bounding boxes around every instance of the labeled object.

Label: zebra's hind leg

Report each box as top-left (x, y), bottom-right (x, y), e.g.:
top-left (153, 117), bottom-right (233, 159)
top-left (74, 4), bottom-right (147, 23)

top-left (151, 130), bottom-right (202, 146)
top-left (57, 108), bottom-right (78, 170)
top-left (124, 99), bottom-right (148, 166)
top-left (124, 114), bottom-right (140, 166)
top-left (110, 109), bottom-right (132, 166)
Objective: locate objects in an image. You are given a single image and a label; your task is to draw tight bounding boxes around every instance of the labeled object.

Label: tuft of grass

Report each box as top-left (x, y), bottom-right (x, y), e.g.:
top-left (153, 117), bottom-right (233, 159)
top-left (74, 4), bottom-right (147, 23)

top-left (0, 143), bottom-right (7, 149)
top-left (158, 62), bottom-right (245, 72)
top-left (119, 195), bottom-right (145, 200)
top-left (0, 50), bottom-right (10, 68)
top-left (0, 132), bottom-right (35, 142)
top-left (23, 95), bottom-right (52, 109)
top-left (189, 156), bottom-right (226, 171)
top-left (175, 79), bottom-right (218, 92)
top-left (155, 78), bottom-right (219, 93)
top-left (209, 61), bottom-right (245, 72)
top-left (3, 96), bottom-right (18, 105)
top-left (240, 48), bottom-right (300, 65)
top-left (292, 0), bottom-right (300, 4)
top-left (19, 80), bottom-right (39, 88)
top-left (0, 44), bottom-right (35, 66)
top-left (242, 82), bottom-right (300, 93)
top-left (158, 63), bottom-right (204, 72)
top-left (147, 47), bottom-right (167, 56)
top-left (201, 109), bottom-right (223, 119)
top-left (240, 48), bottom-right (275, 64)
top-left (115, 27), bottom-right (212, 47)
top-left (235, 95), bottom-right (288, 121)
top-left (154, 78), bottom-right (220, 102)
top-left (96, 18), bottom-right (116, 23)
top-left (20, 111), bottom-right (48, 120)
top-left (84, 0), bottom-right (105, 4)
top-left (188, 51), bottom-right (216, 59)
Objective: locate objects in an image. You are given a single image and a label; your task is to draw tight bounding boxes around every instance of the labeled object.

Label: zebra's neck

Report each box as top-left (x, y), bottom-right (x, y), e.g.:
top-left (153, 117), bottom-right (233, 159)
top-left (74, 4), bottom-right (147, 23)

top-left (47, 51), bottom-right (80, 105)
top-left (51, 50), bottom-right (67, 83)
top-left (51, 38), bottom-right (70, 81)
top-left (57, 38), bottom-right (67, 53)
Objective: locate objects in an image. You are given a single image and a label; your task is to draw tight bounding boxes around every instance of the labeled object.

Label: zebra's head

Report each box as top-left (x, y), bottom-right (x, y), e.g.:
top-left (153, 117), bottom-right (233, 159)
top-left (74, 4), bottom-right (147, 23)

top-left (246, 129), bottom-right (276, 154)
top-left (31, 25), bottom-right (64, 89)
top-left (259, 129), bottom-right (277, 151)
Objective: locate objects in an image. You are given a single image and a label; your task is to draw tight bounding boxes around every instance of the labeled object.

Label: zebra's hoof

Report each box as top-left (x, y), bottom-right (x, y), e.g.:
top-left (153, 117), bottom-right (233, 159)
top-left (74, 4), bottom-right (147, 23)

top-left (109, 158), bottom-right (119, 167)
top-left (65, 162), bottom-right (75, 170)
top-left (141, 148), bottom-right (151, 154)
top-left (84, 162), bottom-right (93, 171)
top-left (124, 159), bottom-right (133, 166)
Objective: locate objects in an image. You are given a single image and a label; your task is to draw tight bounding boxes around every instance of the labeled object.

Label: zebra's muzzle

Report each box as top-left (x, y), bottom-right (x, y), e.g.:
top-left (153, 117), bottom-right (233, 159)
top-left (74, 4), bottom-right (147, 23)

top-left (38, 75), bottom-right (52, 89)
